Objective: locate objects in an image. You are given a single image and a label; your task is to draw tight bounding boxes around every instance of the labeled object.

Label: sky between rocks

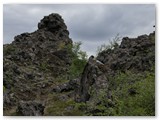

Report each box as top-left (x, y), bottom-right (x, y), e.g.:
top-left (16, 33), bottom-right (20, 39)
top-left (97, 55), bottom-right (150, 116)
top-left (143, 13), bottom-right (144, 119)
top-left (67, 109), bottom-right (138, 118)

top-left (3, 4), bottom-right (155, 56)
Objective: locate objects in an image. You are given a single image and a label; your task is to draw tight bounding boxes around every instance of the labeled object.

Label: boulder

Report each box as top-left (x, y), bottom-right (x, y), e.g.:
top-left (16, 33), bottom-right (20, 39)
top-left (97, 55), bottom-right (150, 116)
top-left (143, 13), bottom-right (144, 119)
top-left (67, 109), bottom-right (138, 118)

top-left (38, 13), bottom-right (67, 34)
top-left (17, 101), bottom-right (45, 116)
top-left (52, 78), bottom-right (79, 93)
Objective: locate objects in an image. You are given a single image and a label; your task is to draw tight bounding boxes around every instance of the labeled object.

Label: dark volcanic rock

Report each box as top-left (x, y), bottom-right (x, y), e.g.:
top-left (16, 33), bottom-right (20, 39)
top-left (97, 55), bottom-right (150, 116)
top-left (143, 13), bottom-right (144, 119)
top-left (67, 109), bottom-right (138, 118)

top-left (17, 101), bottom-right (45, 116)
top-left (52, 78), bottom-right (79, 93)
top-left (3, 90), bottom-right (16, 109)
top-left (3, 13), bottom-right (73, 115)
top-left (79, 59), bottom-right (108, 102)
top-left (97, 32), bottom-right (155, 73)
top-left (53, 50), bottom-right (72, 65)
top-left (38, 13), bottom-right (68, 36)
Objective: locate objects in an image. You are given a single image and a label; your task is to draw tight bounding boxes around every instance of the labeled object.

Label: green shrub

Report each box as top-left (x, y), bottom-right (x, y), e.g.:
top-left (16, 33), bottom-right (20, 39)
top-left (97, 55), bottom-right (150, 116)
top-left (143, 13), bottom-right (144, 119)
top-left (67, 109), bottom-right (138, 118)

top-left (112, 71), bottom-right (155, 116)
top-left (96, 34), bottom-right (121, 56)
top-left (68, 42), bottom-right (88, 79)
top-left (45, 93), bottom-right (84, 116)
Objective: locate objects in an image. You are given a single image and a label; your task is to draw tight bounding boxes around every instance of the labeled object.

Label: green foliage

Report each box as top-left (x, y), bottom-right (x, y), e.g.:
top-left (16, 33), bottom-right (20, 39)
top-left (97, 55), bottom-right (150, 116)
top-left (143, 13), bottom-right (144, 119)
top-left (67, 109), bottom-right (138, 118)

top-left (45, 93), bottom-right (84, 116)
top-left (96, 34), bottom-right (121, 56)
top-left (108, 71), bottom-right (144, 91)
top-left (110, 70), bottom-right (155, 116)
top-left (96, 44), bottom-right (110, 56)
top-left (71, 42), bottom-right (88, 60)
top-left (68, 42), bottom-right (88, 79)
top-left (72, 42), bottom-right (82, 56)
top-left (109, 34), bottom-right (122, 49)
top-left (75, 102), bottom-right (87, 111)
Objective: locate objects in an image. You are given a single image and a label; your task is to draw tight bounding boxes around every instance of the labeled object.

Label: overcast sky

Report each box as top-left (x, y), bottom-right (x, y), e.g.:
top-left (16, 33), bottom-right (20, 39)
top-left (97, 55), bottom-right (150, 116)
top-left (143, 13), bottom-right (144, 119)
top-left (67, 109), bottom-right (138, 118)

top-left (3, 4), bottom-right (155, 56)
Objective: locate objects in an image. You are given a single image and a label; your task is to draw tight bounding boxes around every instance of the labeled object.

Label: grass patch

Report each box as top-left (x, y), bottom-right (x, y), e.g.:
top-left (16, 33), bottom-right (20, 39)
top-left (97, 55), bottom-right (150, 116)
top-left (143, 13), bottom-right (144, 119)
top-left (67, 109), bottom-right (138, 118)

top-left (44, 93), bottom-right (84, 116)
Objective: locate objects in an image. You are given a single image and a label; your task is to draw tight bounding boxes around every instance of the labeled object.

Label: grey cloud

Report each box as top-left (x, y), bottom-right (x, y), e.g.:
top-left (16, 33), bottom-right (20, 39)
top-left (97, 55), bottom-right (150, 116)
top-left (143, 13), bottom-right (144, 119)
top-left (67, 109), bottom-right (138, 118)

top-left (3, 4), bottom-right (155, 56)
top-left (70, 4), bottom-right (155, 41)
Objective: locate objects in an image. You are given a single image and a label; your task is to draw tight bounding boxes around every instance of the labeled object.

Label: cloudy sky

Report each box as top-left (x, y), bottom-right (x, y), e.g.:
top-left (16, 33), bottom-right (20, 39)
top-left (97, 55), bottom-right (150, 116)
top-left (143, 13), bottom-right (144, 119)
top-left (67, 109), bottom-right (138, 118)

top-left (3, 4), bottom-right (155, 56)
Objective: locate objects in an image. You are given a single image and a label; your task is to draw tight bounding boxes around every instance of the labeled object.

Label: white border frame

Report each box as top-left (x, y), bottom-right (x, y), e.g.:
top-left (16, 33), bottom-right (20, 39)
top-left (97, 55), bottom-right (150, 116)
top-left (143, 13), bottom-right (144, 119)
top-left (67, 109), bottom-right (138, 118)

top-left (1, 0), bottom-right (159, 120)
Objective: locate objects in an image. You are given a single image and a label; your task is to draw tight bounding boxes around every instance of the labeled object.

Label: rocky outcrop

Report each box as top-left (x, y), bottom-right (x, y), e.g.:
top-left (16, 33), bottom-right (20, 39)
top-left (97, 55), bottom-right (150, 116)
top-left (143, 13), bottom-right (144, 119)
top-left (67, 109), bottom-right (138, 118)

top-left (79, 62), bottom-right (107, 102)
top-left (78, 32), bottom-right (155, 103)
top-left (17, 101), bottom-right (45, 116)
top-left (3, 13), bottom-right (73, 115)
top-left (97, 32), bottom-right (155, 73)
top-left (52, 79), bottom-right (79, 93)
